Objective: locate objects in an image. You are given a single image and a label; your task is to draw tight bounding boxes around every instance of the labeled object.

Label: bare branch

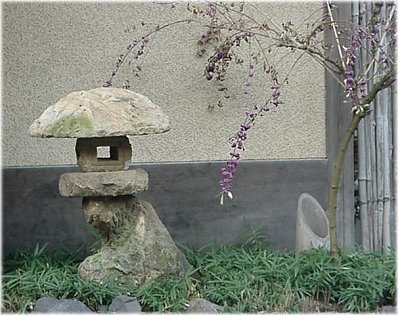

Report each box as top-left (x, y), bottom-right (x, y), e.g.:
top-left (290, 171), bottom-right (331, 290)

top-left (325, 0), bottom-right (347, 71)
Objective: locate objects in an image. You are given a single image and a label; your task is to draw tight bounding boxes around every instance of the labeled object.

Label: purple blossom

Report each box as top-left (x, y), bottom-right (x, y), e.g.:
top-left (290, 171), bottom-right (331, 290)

top-left (102, 80), bottom-right (112, 88)
top-left (344, 69), bottom-right (356, 99)
top-left (198, 34), bottom-right (209, 45)
top-left (358, 80), bottom-right (367, 99)
top-left (388, 25), bottom-right (396, 42)
top-left (206, 3), bottom-right (216, 18)
top-left (219, 109), bottom-right (257, 201)
top-left (197, 47), bottom-right (206, 57)
top-left (271, 85), bottom-right (282, 106)
top-left (248, 63), bottom-right (255, 78)
top-left (217, 50), bottom-right (226, 60)
top-left (351, 38), bottom-right (361, 47)
top-left (343, 27), bottom-right (366, 100)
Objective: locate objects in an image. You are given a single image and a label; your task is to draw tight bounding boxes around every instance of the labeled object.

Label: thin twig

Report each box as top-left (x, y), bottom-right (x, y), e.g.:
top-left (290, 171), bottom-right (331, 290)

top-left (325, 0), bottom-right (346, 71)
top-left (365, 5), bottom-right (396, 79)
top-left (105, 18), bottom-right (195, 85)
top-left (246, 2), bottom-right (284, 33)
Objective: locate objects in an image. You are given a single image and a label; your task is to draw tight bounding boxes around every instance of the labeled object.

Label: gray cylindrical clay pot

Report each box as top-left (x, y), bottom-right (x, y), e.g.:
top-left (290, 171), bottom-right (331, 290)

top-left (295, 193), bottom-right (330, 252)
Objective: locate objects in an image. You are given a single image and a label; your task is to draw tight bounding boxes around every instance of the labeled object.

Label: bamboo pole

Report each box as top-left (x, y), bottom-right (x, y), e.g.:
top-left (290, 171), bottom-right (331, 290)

top-left (364, 113), bottom-right (375, 251)
top-left (358, 118), bottom-right (370, 252)
top-left (365, 2), bottom-right (375, 252)
top-left (364, 3), bottom-right (375, 251)
top-left (375, 88), bottom-right (385, 253)
top-left (367, 4), bottom-right (380, 252)
top-left (392, 85), bottom-right (397, 250)
top-left (382, 85), bottom-right (392, 253)
top-left (355, 2), bottom-right (371, 252)
top-left (380, 3), bottom-right (393, 253)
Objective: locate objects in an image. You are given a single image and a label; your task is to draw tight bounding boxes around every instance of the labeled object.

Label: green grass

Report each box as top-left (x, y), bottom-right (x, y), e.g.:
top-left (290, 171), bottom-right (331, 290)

top-left (2, 244), bottom-right (135, 312)
top-left (2, 242), bottom-right (396, 313)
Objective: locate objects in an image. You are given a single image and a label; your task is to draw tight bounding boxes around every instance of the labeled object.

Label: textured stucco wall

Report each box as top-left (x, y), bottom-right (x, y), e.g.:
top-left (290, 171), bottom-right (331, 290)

top-left (2, 2), bottom-right (326, 167)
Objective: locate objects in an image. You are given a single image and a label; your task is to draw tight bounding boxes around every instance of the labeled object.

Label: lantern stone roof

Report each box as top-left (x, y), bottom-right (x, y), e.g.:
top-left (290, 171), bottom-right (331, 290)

top-left (29, 87), bottom-right (171, 138)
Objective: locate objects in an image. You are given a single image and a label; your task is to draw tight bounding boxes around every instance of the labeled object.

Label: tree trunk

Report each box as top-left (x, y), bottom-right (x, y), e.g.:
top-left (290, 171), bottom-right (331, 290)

top-left (328, 113), bottom-right (362, 258)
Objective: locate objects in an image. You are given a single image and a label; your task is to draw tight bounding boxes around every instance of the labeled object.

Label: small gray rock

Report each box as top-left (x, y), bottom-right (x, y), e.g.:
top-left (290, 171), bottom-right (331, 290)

top-left (97, 305), bottom-right (109, 313)
top-left (32, 297), bottom-right (93, 313)
top-left (186, 298), bottom-right (222, 313)
top-left (378, 305), bottom-right (396, 313)
top-left (109, 295), bottom-right (141, 313)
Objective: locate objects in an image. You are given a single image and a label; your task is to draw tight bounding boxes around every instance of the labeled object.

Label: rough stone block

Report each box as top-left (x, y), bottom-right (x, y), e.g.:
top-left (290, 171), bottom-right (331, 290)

top-left (78, 196), bottom-right (191, 285)
top-left (76, 136), bottom-right (131, 172)
top-left (59, 169), bottom-right (148, 197)
top-left (29, 87), bottom-right (171, 138)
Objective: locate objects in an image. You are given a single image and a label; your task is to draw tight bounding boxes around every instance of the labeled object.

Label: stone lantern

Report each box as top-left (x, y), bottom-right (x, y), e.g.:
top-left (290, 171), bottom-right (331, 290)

top-left (29, 87), bottom-right (190, 285)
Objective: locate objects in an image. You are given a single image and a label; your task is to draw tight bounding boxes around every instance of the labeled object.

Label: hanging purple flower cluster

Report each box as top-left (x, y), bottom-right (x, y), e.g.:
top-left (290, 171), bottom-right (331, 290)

top-left (266, 66), bottom-right (283, 108)
top-left (343, 28), bottom-right (365, 101)
top-left (219, 62), bottom-right (286, 204)
top-left (219, 109), bottom-right (258, 204)
top-left (219, 63), bottom-right (258, 204)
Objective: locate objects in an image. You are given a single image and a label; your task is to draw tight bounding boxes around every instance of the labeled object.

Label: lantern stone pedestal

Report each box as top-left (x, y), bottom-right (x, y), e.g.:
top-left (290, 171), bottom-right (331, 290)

top-left (29, 87), bottom-right (191, 285)
top-left (78, 196), bottom-right (190, 284)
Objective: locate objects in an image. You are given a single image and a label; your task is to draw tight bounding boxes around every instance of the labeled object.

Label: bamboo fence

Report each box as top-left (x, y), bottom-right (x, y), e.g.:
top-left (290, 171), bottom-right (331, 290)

top-left (353, 2), bottom-right (395, 253)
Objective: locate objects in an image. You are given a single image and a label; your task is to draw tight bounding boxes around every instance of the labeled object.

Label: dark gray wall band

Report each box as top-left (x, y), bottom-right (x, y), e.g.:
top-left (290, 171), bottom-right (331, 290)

top-left (2, 160), bottom-right (328, 255)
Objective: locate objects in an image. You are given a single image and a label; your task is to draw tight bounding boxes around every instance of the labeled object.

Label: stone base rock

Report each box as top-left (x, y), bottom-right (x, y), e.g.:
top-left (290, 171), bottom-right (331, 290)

top-left (32, 297), bottom-right (93, 313)
top-left (78, 196), bottom-right (191, 285)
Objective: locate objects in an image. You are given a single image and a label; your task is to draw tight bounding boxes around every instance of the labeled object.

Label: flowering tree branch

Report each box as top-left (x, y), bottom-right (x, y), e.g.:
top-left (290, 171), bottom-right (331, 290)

top-left (105, 1), bottom-right (396, 257)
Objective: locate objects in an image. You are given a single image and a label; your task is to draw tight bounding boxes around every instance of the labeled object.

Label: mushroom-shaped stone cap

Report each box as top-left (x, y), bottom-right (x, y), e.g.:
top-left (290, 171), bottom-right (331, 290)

top-left (29, 88), bottom-right (171, 138)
